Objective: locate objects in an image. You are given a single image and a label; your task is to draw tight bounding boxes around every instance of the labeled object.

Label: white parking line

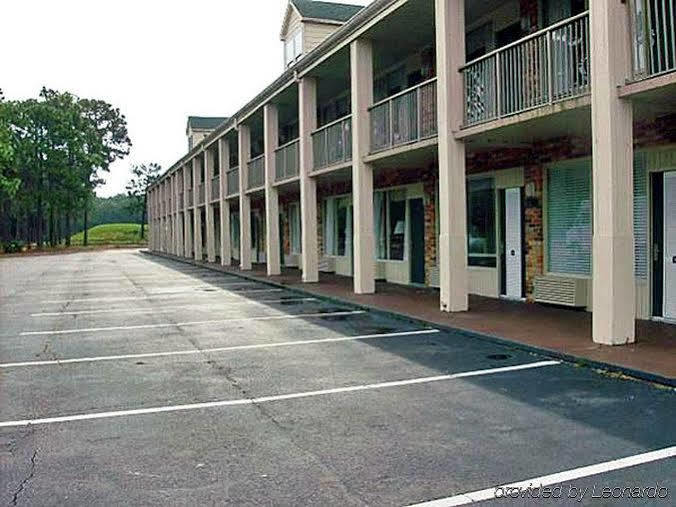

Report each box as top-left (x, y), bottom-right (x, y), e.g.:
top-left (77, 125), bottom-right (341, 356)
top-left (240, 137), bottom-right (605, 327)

top-left (41, 288), bottom-right (281, 304)
top-left (28, 282), bottom-right (257, 295)
top-left (1, 329), bottom-right (440, 368)
top-left (0, 361), bottom-right (559, 428)
top-left (30, 298), bottom-right (318, 317)
top-left (20, 310), bottom-right (366, 336)
top-left (406, 446), bottom-right (676, 506)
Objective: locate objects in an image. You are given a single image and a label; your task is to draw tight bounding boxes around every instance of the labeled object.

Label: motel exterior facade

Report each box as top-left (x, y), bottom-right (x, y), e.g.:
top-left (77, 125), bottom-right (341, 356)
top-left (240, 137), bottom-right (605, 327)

top-left (147, 0), bottom-right (676, 346)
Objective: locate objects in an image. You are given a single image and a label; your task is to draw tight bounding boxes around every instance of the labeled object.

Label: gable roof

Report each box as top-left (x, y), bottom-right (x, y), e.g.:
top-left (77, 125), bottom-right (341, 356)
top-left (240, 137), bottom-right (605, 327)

top-left (187, 116), bottom-right (228, 131)
top-left (291, 0), bottom-right (363, 23)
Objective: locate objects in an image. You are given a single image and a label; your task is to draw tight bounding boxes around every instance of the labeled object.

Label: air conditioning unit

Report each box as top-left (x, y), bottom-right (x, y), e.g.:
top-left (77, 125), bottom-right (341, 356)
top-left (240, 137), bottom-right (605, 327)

top-left (319, 256), bottom-right (335, 273)
top-left (533, 275), bottom-right (588, 307)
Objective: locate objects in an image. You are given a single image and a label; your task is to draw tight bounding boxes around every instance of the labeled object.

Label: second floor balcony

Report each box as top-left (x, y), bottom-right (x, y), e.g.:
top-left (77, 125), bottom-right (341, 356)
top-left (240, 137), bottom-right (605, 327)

top-left (226, 168), bottom-right (239, 197)
top-left (211, 175), bottom-right (220, 201)
top-left (247, 155), bottom-right (265, 190)
top-left (312, 115), bottom-right (352, 171)
top-left (631, 0), bottom-right (676, 80)
top-left (178, 191), bottom-right (184, 208)
top-left (197, 183), bottom-right (205, 205)
top-left (187, 188), bottom-right (193, 207)
top-left (369, 78), bottom-right (438, 153)
top-left (275, 139), bottom-right (300, 181)
top-left (462, 12), bottom-right (590, 128)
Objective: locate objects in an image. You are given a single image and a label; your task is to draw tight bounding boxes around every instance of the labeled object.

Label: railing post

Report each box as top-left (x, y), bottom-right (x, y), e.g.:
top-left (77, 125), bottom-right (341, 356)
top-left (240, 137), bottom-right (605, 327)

top-left (495, 52), bottom-right (502, 118)
top-left (547, 29), bottom-right (554, 103)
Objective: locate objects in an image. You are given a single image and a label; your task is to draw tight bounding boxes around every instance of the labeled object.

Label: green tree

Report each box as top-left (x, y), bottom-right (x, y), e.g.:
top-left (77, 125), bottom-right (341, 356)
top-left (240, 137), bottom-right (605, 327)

top-left (126, 163), bottom-right (161, 239)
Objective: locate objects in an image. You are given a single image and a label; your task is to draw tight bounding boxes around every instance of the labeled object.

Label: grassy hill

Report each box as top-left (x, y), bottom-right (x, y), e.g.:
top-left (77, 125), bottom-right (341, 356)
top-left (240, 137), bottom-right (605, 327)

top-left (71, 223), bottom-right (148, 246)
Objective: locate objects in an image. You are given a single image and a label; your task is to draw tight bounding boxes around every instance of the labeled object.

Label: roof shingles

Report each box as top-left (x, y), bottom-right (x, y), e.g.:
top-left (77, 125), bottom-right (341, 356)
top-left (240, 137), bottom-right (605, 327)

top-left (291, 0), bottom-right (363, 22)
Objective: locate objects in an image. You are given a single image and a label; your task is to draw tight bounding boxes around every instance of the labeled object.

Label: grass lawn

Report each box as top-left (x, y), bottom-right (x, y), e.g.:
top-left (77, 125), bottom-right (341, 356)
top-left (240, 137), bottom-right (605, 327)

top-left (71, 223), bottom-right (148, 246)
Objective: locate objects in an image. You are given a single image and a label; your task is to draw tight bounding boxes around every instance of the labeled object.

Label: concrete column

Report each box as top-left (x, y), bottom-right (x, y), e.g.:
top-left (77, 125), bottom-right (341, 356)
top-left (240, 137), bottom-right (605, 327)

top-left (173, 174), bottom-right (180, 255)
top-left (193, 157), bottom-right (203, 261)
top-left (299, 77), bottom-right (319, 283)
top-left (219, 138), bottom-right (232, 266)
top-left (350, 39), bottom-right (376, 295)
top-left (177, 169), bottom-right (185, 257)
top-left (183, 166), bottom-right (192, 257)
top-left (205, 150), bottom-right (216, 263)
top-left (264, 103), bottom-right (281, 276)
top-left (148, 189), bottom-right (153, 250)
top-left (436, 0), bottom-right (468, 312)
top-left (590, 0), bottom-right (635, 345)
top-left (238, 125), bottom-right (252, 270)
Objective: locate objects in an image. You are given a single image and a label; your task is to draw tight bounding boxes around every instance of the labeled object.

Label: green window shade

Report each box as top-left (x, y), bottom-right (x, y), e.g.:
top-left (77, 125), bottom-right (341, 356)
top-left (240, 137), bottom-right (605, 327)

top-left (634, 152), bottom-right (648, 279)
top-left (547, 160), bottom-right (592, 276)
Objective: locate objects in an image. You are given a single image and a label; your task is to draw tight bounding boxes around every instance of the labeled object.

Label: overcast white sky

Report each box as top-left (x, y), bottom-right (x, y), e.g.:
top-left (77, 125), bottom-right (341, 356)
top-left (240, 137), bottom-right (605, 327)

top-left (1, 0), bottom-right (371, 197)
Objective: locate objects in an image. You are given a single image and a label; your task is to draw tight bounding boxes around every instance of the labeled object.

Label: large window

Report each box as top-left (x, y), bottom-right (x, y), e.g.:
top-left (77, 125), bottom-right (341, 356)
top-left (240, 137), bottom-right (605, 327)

top-left (374, 190), bottom-right (407, 261)
top-left (284, 29), bottom-right (303, 67)
top-left (324, 196), bottom-right (351, 257)
top-left (467, 178), bottom-right (496, 267)
top-left (289, 203), bottom-right (301, 254)
top-left (547, 160), bottom-right (592, 276)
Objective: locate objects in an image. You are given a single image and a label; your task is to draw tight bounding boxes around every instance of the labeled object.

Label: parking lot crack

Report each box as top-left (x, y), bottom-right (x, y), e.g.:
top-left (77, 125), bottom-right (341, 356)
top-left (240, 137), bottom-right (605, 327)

top-left (11, 449), bottom-right (38, 506)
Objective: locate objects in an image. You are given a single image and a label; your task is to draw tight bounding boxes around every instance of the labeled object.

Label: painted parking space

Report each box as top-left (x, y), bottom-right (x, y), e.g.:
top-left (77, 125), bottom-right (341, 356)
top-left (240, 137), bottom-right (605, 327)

top-left (0, 250), bottom-right (674, 506)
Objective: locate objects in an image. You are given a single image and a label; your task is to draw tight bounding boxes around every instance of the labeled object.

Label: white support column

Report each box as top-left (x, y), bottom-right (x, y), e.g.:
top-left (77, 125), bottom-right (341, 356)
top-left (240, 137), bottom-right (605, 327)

top-left (299, 77), bottom-right (319, 283)
top-left (239, 125), bottom-right (252, 270)
top-left (350, 38), bottom-right (376, 295)
top-left (183, 166), bottom-right (191, 257)
top-left (436, 0), bottom-right (468, 312)
top-left (590, 0), bottom-right (635, 345)
top-left (219, 138), bottom-right (232, 266)
top-left (177, 172), bottom-right (184, 257)
top-left (205, 150), bottom-right (216, 263)
top-left (264, 103), bottom-right (281, 276)
top-left (173, 174), bottom-right (179, 255)
top-left (193, 157), bottom-right (203, 261)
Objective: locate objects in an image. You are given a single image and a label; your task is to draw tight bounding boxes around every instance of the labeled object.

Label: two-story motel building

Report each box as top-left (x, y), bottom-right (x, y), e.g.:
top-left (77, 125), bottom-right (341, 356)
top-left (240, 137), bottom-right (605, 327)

top-left (148, 0), bottom-right (676, 346)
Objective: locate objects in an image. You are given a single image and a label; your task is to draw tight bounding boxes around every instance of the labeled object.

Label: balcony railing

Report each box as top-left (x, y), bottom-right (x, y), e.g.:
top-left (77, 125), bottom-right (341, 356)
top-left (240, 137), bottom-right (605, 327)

top-left (312, 115), bottom-right (352, 170)
top-left (462, 12), bottom-right (590, 127)
top-left (275, 139), bottom-right (300, 181)
top-left (211, 176), bottom-right (220, 201)
top-left (631, 0), bottom-right (676, 80)
top-left (187, 189), bottom-right (194, 206)
top-left (247, 155), bottom-right (265, 190)
top-left (197, 183), bottom-right (205, 205)
top-left (226, 168), bottom-right (239, 196)
top-left (369, 78), bottom-right (438, 153)
top-left (178, 192), bottom-right (184, 207)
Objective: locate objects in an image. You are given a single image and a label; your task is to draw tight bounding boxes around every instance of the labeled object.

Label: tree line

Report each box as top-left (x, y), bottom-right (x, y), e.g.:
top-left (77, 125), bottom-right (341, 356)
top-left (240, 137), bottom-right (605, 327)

top-left (0, 88), bottom-right (132, 247)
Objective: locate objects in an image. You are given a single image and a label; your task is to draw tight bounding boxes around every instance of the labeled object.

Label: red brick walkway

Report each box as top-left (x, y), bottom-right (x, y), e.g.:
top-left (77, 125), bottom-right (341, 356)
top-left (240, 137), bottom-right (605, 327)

top-left (192, 259), bottom-right (676, 383)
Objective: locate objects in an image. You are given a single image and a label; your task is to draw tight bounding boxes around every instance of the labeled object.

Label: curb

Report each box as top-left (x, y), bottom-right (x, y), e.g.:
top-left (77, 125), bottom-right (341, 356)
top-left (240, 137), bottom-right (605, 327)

top-left (142, 250), bottom-right (675, 389)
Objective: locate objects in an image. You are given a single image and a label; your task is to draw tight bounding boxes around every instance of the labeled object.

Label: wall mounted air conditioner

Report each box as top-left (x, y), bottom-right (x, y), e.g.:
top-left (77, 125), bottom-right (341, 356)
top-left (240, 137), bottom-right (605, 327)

top-left (533, 275), bottom-right (588, 307)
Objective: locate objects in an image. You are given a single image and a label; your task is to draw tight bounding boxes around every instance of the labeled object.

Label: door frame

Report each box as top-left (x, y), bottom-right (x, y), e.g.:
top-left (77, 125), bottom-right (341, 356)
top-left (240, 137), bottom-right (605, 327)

top-left (499, 187), bottom-right (526, 299)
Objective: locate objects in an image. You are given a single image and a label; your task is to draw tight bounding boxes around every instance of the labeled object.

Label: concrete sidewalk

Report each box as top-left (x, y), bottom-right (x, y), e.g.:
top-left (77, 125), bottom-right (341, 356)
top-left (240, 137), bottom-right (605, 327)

top-left (148, 251), bottom-right (676, 386)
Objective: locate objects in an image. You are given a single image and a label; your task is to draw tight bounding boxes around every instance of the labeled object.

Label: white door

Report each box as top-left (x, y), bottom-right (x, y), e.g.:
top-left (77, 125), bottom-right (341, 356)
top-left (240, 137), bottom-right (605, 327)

top-left (505, 187), bottom-right (523, 299)
top-left (664, 172), bottom-right (676, 320)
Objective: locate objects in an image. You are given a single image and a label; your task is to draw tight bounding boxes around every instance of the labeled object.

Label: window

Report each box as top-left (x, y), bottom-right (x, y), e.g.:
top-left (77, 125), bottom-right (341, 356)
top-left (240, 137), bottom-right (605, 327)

top-left (389, 197), bottom-right (406, 261)
top-left (289, 203), bottom-right (301, 254)
top-left (547, 160), bottom-right (592, 276)
top-left (284, 29), bottom-right (303, 67)
top-left (374, 190), bottom-right (407, 261)
top-left (324, 196), bottom-right (351, 257)
top-left (467, 178), bottom-right (496, 267)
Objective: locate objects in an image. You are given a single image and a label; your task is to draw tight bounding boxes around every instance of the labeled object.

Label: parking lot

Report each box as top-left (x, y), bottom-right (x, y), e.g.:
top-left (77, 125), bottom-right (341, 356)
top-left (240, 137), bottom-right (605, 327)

top-left (1, 249), bottom-right (674, 505)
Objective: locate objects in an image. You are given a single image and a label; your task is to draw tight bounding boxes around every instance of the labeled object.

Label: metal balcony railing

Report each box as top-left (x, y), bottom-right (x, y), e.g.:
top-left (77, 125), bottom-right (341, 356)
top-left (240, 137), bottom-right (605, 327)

top-left (197, 183), bottom-right (205, 205)
top-left (247, 155), bottom-right (265, 190)
top-left (462, 12), bottom-right (590, 127)
top-left (312, 115), bottom-right (352, 170)
top-left (178, 192), bottom-right (184, 208)
top-left (275, 139), bottom-right (300, 181)
top-left (211, 176), bottom-right (220, 201)
top-left (187, 188), bottom-right (194, 207)
top-left (631, 0), bottom-right (676, 80)
top-left (369, 78), bottom-right (438, 153)
top-left (227, 168), bottom-right (239, 196)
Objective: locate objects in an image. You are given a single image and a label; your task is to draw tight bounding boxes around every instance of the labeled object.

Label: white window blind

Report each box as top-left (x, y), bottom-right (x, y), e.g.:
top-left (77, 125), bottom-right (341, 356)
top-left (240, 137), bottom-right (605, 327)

top-left (547, 160), bottom-right (592, 276)
top-left (634, 152), bottom-right (648, 279)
